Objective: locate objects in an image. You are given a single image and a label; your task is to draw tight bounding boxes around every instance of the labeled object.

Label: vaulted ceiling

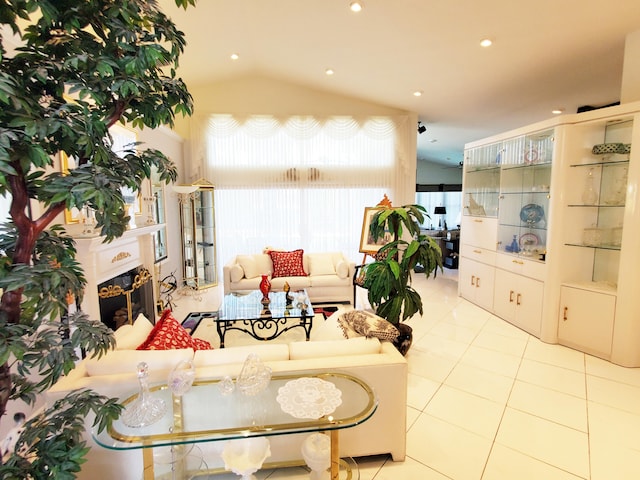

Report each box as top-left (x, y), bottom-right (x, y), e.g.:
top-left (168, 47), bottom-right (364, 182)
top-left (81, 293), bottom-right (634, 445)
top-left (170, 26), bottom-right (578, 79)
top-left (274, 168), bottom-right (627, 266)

top-left (158, 0), bottom-right (640, 167)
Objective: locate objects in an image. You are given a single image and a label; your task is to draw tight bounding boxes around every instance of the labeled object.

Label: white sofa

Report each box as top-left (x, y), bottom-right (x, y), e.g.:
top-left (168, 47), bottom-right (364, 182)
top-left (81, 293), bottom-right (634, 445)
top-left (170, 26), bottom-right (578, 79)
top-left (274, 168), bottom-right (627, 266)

top-left (46, 312), bottom-right (407, 479)
top-left (223, 251), bottom-right (355, 304)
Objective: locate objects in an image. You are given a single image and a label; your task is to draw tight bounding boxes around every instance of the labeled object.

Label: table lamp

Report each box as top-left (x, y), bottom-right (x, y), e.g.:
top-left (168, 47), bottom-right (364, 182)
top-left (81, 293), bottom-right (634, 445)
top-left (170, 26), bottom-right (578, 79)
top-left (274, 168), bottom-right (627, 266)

top-left (433, 206), bottom-right (447, 230)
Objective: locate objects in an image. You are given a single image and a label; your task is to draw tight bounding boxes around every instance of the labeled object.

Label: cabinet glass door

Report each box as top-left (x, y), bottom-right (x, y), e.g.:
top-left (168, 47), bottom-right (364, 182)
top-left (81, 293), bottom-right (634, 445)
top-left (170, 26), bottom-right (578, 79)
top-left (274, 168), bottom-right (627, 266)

top-left (564, 119), bottom-right (631, 285)
top-left (179, 181), bottom-right (217, 289)
top-left (151, 167), bottom-right (168, 263)
top-left (463, 142), bottom-right (501, 218)
top-left (497, 129), bottom-right (554, 261)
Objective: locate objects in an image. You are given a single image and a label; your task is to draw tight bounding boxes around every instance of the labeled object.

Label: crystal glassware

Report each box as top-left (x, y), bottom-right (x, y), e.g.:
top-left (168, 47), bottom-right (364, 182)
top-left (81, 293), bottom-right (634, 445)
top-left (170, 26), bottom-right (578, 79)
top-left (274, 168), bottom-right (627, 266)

top-left (120, 362), bottom-right (166, 428)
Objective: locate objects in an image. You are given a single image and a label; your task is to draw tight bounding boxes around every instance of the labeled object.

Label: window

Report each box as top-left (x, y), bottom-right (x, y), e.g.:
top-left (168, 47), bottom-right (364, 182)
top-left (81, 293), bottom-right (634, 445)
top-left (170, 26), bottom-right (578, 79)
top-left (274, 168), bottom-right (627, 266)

top-left (202, 114), bottom-right (410, 268)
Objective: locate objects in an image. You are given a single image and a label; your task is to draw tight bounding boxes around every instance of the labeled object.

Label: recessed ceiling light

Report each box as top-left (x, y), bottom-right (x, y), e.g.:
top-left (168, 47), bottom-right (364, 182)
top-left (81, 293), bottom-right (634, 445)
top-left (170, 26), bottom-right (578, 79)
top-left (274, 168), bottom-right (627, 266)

top-left (230, 53), bottom-right (239, 60)
top-left (480, 38), bottom-right (493, 47)
top-left (552, 108), bottom-right (564, 115)
top-left (325, 68), bottom-right (335, 76)
top-left (349, 1), bottom-right (364, 12)
top-left (413, 90), bottom-right (423, 97)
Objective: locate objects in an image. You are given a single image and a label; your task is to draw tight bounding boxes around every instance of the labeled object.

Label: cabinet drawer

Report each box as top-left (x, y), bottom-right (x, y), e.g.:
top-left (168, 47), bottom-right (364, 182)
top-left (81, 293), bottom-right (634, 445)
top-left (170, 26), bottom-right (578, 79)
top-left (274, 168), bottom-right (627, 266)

top-left (460, 244), bottom-right (496, 266)
top-left (460, 216), bottom-right (498, 251)
top-left (495, 253), bottom-right (546, 281)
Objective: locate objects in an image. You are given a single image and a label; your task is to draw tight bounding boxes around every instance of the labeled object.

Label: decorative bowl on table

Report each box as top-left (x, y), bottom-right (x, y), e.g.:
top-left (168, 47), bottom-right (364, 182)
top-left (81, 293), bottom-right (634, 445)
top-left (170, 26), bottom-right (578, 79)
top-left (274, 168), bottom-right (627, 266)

top-left (277, 377), bottom-right (342, 419)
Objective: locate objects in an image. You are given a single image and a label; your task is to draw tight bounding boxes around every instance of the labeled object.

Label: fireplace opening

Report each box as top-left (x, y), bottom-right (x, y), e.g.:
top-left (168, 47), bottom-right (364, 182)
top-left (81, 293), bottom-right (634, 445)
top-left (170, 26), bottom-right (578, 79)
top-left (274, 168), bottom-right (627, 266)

top-left (97, 266), bottom-right (155, 330)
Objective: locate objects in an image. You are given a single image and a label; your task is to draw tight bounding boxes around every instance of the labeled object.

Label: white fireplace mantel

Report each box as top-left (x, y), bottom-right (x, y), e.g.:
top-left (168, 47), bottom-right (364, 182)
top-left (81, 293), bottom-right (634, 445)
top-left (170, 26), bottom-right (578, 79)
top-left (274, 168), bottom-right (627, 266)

top-left (72, 224), bottom-right (164, 325)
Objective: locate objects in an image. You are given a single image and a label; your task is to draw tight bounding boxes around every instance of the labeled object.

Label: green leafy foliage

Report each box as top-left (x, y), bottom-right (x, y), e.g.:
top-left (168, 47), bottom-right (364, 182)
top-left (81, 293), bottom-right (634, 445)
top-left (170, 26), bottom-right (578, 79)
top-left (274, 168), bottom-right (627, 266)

top-left (363, 204), bottom-right (443, 324)
top-left (1, 390), bottom-right (123, 480)
top-left (0, 0), bottom-right (196, 477)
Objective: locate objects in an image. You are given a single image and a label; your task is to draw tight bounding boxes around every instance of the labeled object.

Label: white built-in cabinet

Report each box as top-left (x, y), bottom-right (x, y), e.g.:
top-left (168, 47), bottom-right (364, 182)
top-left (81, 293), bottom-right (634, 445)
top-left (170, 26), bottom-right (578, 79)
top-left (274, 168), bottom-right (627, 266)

top-left (460, 101), bottom-right (640, 366)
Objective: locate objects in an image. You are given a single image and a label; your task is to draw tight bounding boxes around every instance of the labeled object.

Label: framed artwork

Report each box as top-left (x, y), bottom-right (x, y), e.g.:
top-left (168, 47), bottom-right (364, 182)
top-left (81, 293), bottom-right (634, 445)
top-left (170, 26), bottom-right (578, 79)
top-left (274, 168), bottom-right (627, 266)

top-left (61, 152), bottom-right (81, 224)
top-left (110, 124), bottom-right (142, 215)
top-left (359, 206), bottom-right (390, 254)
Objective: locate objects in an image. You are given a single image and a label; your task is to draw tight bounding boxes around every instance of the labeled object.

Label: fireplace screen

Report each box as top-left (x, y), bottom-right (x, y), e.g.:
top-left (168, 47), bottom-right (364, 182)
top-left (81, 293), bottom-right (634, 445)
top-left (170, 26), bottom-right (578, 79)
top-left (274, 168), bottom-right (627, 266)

top-left (97, 266), bottom-right (155, 330)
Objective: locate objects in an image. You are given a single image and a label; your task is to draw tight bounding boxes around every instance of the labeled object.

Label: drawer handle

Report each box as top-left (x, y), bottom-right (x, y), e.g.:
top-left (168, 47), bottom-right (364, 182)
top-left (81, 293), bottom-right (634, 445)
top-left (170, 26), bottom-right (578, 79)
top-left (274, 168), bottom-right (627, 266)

top-left (471, 275), bottom-right (475, 286)
top-left (509, 290), bottom-right (514, 303)
top-left (474, 219), bottom-right (483, 223)
top-left (473, 249), bottom-right (481, 254)
top-left (563, 306), bottom-right (568, 321)
top-left (516, 293), bottom-right (522, 306)
top-left (512, 260), bottom-right (524, 265)
top-left (476, 277), bottom-right (481, 288)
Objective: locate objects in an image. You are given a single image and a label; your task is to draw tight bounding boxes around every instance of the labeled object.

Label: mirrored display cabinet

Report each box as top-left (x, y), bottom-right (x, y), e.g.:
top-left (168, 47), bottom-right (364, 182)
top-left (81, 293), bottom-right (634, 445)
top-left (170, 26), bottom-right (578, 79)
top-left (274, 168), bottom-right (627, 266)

top-left (460, 101), bottom-right (640, 366)
top-left (175, 179), bottom-right (217, 289)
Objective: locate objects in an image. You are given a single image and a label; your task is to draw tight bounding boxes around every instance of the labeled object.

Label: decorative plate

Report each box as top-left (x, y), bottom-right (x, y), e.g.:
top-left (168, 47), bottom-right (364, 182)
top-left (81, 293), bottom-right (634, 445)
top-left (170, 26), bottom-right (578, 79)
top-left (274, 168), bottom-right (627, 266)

top-left (277, 377), bottom-right (342, 419)
top-left (592, 143), bottom-right (623, 155)
top-left (519, 204), bottom-right (545, 225)
top-left (519, 232), bottom-right (540, 248)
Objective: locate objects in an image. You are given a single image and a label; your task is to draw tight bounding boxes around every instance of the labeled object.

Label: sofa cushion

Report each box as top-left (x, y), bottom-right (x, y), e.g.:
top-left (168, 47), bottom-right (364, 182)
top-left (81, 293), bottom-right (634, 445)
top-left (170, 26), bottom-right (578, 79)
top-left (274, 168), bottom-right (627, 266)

top-left (289, 337), bottom-right (381, 359)
top-left (310, 309), bottom-right (352, 341)
top-left (337, 310), bottom-right (399, 341)
top-left (137, 310), bottom-right (212, 351)
top-left (335, 260), bottom-right (350, 279)
top-left (85, 348), bottom-right (194, 377)
top-left (114, 313), bottom-right (154, 350)
top-left (307, 253), bottom-right (336, 276)
top-left (268, 249), bottom-right (307, 278)
top-left (193, 344), bottom-right (289, 367)
top-left (237, 254), bottom-right (272, 279)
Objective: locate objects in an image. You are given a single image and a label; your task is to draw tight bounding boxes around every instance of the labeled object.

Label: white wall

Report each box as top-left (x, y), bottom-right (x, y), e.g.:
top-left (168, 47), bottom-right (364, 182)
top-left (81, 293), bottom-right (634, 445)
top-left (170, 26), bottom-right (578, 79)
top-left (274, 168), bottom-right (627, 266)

top-left (621, 30), bottom-right (640, 104)
top-left (416, 159), bottom-right (463, 185)
top-left (137, 126), bottom-right (185, 300)
top-left (174, 73), bottom-right (418, 206)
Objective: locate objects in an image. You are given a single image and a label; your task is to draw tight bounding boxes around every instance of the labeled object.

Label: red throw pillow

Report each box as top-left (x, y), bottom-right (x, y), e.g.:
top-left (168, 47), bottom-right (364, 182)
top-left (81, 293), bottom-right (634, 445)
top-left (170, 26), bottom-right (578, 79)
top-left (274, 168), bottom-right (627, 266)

top-left (137, 310), bottom-right (212, 350)
top-left (268, 249), bottom-right (307, 278)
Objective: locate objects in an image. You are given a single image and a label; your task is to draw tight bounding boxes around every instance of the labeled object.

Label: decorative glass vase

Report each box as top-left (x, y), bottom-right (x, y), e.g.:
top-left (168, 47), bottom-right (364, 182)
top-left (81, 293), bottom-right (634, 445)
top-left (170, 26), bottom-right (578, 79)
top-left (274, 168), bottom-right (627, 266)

top-left (582, 168), bottom-right (599, 205)
top-left (120, 362), bottom-right (166, 428)
top-left (259, 274), bottom-right (271, 304)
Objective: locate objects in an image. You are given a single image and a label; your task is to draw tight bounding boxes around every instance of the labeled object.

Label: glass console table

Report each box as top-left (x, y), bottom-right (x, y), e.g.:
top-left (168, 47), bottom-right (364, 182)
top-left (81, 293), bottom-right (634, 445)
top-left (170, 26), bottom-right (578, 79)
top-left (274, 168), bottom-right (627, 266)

top-left (93, 372), bottom-right (377, 479)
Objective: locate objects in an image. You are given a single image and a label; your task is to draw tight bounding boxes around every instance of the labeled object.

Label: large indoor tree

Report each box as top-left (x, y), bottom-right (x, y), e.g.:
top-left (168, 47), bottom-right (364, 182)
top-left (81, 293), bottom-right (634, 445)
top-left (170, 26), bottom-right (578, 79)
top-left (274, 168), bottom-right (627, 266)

top-left (0, 0), bottom-right (195, 477)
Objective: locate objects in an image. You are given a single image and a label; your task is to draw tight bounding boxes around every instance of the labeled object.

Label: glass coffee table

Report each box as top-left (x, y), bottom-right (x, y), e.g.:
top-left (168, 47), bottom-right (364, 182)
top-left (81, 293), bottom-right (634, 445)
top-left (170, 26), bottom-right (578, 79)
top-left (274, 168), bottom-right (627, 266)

top-left (215, 290), bottom-right (314, 347)
top-left (93, 372), bottom-right (377, 479)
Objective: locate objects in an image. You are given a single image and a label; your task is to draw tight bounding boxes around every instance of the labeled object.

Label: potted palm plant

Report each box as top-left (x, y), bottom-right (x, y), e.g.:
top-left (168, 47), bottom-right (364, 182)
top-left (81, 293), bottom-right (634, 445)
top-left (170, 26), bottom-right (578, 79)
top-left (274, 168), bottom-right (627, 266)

top-left (362, 204), bottom-right (443, 354)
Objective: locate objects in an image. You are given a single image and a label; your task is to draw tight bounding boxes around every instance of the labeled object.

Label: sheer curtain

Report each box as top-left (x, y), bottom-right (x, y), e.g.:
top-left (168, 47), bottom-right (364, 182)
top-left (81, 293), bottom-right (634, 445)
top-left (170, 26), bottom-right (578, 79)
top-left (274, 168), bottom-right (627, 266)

top-left (199, 114), bottom-right (410, 272)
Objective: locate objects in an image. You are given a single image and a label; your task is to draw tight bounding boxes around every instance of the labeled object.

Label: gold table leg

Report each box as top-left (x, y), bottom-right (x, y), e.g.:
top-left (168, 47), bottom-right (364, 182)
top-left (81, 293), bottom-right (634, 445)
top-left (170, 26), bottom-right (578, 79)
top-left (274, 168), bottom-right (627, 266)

top-left (143, 447), bottom-right (154, 480)
top-left (331, 430), bottom-right (339, 480)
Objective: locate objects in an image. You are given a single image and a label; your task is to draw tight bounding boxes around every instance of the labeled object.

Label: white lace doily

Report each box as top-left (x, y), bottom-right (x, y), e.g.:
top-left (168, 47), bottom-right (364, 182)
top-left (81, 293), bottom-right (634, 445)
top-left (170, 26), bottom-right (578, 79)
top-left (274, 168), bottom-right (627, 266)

top-left (276, 377), bottom-right (342, 419)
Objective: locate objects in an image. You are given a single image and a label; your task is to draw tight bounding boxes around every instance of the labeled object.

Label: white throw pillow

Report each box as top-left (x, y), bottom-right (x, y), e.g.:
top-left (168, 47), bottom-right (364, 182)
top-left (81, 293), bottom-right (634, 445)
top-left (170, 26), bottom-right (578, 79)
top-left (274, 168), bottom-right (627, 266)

top-left (229, 264), bottom-right (244, 283)
top-left (115, 313), bottom-right (154, 350)
top-left (307, 253), bottom-right (336, 276)
top-left (237, 254), bottom-right (272, 279)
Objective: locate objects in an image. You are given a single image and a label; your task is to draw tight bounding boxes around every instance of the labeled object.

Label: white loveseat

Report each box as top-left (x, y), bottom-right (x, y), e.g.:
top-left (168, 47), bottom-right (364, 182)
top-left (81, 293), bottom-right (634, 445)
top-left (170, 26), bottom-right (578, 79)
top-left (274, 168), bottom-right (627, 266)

top-left (46, 311), bottom-right (407, 479)
top-left (223, 251), bottom-right (355, 304)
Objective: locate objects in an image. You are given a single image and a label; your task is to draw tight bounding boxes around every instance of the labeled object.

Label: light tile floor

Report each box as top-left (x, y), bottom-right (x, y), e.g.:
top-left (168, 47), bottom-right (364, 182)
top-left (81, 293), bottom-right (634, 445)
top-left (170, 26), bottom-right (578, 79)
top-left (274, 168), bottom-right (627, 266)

top-left (181, 269), bottom-right (640, 480)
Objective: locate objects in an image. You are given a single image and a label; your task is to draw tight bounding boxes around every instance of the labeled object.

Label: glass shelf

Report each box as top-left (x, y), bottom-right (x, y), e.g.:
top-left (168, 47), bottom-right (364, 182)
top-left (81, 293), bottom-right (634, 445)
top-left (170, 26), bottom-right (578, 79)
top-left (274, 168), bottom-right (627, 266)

top-left (565, 242), bottom-right (621, 251)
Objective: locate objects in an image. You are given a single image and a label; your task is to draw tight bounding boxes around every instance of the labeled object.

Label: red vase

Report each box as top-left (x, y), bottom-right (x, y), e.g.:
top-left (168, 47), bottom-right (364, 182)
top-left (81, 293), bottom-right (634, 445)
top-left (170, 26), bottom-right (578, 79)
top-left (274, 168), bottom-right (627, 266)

top-left (259, 274), bottom-right (271, 303)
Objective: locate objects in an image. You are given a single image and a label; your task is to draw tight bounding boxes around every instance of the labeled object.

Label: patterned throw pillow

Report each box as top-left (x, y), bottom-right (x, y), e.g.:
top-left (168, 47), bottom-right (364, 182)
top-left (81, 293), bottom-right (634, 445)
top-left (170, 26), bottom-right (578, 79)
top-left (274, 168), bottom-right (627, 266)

top-left (137, 310), bottom-right (212, 350)
top-left (337, 310), bottom-right (399, 341)
top-left (268, 249), bottom-right (308, 278)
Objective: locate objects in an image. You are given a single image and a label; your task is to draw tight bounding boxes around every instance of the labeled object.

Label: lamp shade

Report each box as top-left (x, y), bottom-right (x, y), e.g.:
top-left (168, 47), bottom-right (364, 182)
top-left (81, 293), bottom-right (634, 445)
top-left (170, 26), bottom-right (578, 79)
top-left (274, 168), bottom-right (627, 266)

top-left (433, 206), bottom-right (447, 215)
